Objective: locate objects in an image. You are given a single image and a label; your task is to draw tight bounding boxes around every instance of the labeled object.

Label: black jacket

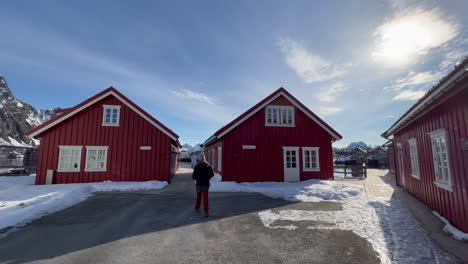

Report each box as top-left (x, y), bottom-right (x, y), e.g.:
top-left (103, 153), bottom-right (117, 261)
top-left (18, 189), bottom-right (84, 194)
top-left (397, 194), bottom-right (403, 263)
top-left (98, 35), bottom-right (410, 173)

top-left (192, 162), bottom-right (214, 186)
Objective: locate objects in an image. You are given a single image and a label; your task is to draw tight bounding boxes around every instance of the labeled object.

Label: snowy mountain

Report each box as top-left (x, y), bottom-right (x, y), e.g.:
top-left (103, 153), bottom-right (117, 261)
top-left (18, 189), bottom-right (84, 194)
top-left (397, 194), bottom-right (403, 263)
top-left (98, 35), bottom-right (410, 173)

top-left (180, 143), bottom-right (204, 153)
top-left (0, 75), bottom-right (60, 147)
top-left (346, 141), bottom-right (369, 150)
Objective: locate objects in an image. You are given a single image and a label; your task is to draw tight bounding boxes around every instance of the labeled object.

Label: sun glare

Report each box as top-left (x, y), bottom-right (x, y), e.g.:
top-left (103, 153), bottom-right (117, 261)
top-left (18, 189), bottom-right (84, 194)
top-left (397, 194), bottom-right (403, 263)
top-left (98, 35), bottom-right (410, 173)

top-left (373, 9), bottom-right (458, 66)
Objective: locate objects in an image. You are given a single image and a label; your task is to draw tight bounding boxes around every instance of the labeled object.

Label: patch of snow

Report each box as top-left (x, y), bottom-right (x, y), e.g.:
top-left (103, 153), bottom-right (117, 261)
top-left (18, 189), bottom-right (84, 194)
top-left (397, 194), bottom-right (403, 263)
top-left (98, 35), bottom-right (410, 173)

top-left (211, 171), bottom-right (457, 264)
top-left (0, 175), bottom-right (168, 230)
top-left (8, 137), bottom-right (26, 147)
top-left (15, 100), bottom-right (23, 108)
top-left (433, 211), bottom-right (468, 241)
top-left (0, 99), bottom-right (6, 109)
top-left (210, 174), bottom-right (361, 202)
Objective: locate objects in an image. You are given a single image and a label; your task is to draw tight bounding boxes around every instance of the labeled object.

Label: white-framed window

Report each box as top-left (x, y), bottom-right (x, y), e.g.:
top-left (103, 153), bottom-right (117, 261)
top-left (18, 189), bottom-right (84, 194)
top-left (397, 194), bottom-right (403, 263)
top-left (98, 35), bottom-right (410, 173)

top-left (302, 147), bottom-right (320, 171)
top-left (102, 105), bottom-right (121, 126)
top-left (265, 105), bottom-right (294, 126)
top-left (407, 138), bottom-right (420, 179)
top-left (217, 146), bottom-right (222, 171)
top-left (58, 146), bottom-right (82, 172)
top-left (85, 146), bottom-right (109, 172)
top-left (429, 129), bottom-right (452, 191)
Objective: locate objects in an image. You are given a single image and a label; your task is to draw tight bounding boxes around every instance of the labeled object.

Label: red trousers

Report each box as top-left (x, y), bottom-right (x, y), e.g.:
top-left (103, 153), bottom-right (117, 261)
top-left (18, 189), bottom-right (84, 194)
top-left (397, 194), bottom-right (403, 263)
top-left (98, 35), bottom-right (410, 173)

top-left (195, 190), bottom-right (209, 213)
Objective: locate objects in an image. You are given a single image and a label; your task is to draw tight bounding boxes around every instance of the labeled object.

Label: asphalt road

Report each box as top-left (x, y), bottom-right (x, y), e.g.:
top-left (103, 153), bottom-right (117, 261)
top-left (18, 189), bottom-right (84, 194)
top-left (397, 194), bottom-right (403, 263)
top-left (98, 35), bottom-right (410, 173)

top-left (0, 172), bottom-right (380, 264)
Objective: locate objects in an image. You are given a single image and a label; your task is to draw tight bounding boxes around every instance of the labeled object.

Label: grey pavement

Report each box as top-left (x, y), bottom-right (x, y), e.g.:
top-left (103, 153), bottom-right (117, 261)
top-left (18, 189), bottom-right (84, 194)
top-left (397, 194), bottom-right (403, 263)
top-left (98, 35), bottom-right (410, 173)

top-left (0, 172), bottom-right (380, 264)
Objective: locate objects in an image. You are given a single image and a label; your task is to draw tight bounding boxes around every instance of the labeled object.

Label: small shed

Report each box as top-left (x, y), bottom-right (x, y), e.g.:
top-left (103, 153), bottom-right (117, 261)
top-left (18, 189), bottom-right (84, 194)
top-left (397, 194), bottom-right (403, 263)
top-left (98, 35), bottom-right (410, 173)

top-left (27, 87), bottom-right (181, 185)
top-left (203, 87), bottom-right (342, 182)
top-left (382, 57), bottom-right (468, 232)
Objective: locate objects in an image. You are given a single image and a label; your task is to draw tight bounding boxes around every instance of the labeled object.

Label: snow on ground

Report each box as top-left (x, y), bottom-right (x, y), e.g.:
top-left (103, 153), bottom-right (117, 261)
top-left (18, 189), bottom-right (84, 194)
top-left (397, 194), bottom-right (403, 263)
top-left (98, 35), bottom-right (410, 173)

top-left (210, 170), bottom-right (457, 264)
top-left (0, 175), bottom-right (168, 230)
top-left (433, 211), bottom-right (468, 241)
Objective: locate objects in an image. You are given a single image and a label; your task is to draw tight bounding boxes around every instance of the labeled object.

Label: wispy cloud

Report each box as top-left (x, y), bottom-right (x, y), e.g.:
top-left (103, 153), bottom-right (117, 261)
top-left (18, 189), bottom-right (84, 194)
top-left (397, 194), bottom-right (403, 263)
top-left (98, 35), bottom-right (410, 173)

top-left (373, 8), bottom-right (459, 66)
top-left (393, 90), bottom-right (426, 101)
top-left (440, 48), bottom-right (467, 69)
top-left (316, 82), bottom-right (347, 102)
top-left (279, 38), bottom-right (348, 83)
top-left (172, 89), bottom-right (216, 105)
top-left (319, 106), bottom-right (343, 116)
top-left (385, 71), bottom-right (444, 91)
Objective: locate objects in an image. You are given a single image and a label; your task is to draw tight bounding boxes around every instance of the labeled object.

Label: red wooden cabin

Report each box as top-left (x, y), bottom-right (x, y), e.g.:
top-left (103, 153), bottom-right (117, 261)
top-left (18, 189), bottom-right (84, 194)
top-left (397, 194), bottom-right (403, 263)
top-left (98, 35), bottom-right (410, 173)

top-left (203, 87), bottom-right (342, 182)
top-left (382, 57), bottom-right (468, 232)
top-left (27, 87), bottom-right (180, 185)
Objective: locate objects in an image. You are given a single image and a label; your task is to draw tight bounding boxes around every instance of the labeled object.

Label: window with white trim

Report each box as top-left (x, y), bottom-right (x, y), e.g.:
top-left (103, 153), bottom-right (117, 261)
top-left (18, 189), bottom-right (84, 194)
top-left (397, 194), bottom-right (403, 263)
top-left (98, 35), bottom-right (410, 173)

top-left (58, 146), bottom-right (82, 172)
top-left (102, 105), bottom-right (121, 126)
top-left (85, 146), bottom-right (108, 171)
top-left (265, 105), bottom-right (294, 126)
top-left (407, 138), bottom-right (420, 178)
top-left (429, 129), bottom-right (452, 191)
top-left (302, 147), bottom-right (320, 171)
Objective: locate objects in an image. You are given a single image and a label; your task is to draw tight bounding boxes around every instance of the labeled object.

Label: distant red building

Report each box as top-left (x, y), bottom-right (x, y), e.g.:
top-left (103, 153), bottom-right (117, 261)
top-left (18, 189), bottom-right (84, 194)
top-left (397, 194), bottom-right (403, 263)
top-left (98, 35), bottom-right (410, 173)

top-left (203, 87), bottom-right (342, 182)
top-left (27, 87), bottom-right (180, 185)
top-left (382, 57), bottom-right (468, 232)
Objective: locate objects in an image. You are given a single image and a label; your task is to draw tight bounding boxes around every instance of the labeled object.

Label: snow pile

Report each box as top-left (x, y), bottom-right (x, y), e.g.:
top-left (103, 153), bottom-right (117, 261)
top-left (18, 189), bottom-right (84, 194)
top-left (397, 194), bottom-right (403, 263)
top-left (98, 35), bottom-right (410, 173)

top-left (210, 174), bottom-right (362, 202)
top-left (433, 211), bottom-right (468, 241)
top-left (0, 175), bottom-right (168, 230)
top-left (211, 172), bottom-right (457, 264)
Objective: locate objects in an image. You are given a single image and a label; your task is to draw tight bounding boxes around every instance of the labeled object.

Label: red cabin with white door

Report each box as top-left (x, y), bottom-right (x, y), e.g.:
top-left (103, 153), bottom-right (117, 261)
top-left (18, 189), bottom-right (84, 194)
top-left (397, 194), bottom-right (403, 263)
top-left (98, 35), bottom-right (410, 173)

top-left (203, 87), bottom-right (342, 182)
top-left (382, 57), bottom-right (468, 232)
top-left (27, 87), bottom-right (180, 185)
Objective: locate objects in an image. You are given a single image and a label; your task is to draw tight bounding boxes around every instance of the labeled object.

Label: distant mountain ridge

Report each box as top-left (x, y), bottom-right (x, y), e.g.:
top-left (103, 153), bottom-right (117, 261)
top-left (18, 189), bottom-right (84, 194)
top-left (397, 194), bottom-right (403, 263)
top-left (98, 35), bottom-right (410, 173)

top-left (0, 75), bottom-right (60, 147)
top-left (180, 143), bottom-right (203, 153)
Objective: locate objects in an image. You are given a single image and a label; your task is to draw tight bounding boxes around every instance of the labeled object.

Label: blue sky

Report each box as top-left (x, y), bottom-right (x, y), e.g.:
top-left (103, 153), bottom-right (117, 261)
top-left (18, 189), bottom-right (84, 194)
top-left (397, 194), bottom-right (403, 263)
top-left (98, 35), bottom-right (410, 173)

top-left (1, 0), bottom-right (467, 147)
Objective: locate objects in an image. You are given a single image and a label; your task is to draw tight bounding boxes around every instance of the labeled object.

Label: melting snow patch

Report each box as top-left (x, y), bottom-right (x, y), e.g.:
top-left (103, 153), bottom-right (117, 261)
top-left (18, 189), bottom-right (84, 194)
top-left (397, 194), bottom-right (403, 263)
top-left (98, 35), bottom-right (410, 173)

top-left (433, 211), bottom-right (468, 241)
top-left (0, 175), bottom-right (168, 230)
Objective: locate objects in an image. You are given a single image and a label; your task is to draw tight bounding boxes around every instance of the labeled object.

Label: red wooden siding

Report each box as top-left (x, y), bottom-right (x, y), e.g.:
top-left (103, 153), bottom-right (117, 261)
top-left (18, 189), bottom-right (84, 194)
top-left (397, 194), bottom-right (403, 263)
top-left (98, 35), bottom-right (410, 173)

top-left (205, 95), bottom-right (334, 182)
top-left (392, 87), bottom-right (468, 232)
top-left (35, 94), bottom-right (174, 185)
top-left (387, 144), bottom-right (395, 174)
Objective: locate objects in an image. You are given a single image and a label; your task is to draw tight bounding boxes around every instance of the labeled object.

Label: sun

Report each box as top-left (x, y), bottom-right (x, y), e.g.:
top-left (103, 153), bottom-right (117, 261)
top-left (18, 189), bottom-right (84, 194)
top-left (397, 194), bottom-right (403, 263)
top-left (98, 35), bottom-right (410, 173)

top-left (372, 9), bottom-right (458, 66)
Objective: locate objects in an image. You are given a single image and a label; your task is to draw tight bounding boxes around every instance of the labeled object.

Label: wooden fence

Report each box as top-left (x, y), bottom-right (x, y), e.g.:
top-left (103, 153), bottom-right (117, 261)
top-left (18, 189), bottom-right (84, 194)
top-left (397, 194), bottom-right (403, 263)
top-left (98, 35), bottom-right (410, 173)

top-left (334, 165), bottom-right (367, 179)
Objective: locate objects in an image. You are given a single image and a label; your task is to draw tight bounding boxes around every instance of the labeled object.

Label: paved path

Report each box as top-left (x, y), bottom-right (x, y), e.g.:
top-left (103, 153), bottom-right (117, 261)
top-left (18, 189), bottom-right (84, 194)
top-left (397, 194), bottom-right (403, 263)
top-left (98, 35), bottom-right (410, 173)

top-left (0, 172), bottom-right (380, 264)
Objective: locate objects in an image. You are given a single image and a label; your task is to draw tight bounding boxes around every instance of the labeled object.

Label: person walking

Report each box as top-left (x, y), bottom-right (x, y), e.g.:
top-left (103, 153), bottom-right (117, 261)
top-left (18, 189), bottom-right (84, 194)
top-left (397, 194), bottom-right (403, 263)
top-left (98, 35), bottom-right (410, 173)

top-left (192, 156), bottom-right (214, 217)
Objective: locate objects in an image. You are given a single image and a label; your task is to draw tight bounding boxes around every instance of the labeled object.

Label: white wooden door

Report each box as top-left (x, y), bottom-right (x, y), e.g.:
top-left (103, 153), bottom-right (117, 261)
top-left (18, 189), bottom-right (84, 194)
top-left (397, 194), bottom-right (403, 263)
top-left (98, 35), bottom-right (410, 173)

top-left (283, 147), bottom-right (300, 182)
top-left (397, 143), bottom-right (406, 187)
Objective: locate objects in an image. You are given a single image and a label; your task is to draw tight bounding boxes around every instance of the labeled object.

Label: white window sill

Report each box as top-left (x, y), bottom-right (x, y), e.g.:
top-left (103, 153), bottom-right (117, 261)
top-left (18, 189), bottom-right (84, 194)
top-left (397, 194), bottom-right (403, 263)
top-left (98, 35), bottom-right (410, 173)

top-left (411, 174), bottom-right (420, 180)
top-left (85, 169), bottom-right (107, 172)
top-left (434, 182), bottom-right (453, 192)
top-left (265, 124), bottom-right (295, 127)
top-left (102, 123), bottom-right (120, 127)
top-left (57, 169), bottom-right (80, 172)
top-left (304, 168), bottom-right (320, 172)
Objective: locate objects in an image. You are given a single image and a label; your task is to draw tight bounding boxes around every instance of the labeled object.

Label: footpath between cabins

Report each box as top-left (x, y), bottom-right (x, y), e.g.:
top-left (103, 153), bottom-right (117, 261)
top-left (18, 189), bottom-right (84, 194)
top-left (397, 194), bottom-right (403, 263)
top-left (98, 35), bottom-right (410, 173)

top-left (0, 169), bottom-right (465, 264)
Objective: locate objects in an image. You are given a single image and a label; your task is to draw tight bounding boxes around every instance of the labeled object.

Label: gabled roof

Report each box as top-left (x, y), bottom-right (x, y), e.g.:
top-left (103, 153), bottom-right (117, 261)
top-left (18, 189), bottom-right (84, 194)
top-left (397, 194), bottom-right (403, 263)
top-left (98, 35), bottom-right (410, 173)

top-left (203, 87), bottom-right (342, 146)
top-left (382, 56), bottom-right (468, 138)
top-left (27, 87), bottom-right (180, 143)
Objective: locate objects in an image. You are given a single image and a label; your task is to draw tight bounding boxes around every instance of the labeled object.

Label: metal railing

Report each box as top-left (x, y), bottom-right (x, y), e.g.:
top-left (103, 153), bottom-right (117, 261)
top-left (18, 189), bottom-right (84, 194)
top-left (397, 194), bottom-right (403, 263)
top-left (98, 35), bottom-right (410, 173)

top-left (334, 165), bottom-right (367, 179)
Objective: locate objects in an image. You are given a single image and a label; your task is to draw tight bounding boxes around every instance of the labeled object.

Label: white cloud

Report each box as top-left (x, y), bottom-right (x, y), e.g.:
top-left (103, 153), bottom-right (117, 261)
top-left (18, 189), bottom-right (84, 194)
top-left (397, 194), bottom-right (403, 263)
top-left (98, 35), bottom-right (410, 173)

top-left (440, 49), bottom-right (467, 69)
top-left (319, 106), bottom-right (343, 116)
top-left (393, 90), bottom-right (426, 101)
top-left (373, 8), bottom-right (459, 66)
top-left (279, 38), bottom-right (347, 83)
top-left (316, 82), bottom-right (347, 102)
top-left (385, 71), bottom-right (444, 91)
top-left (172, 89), bottom-right (216, 105)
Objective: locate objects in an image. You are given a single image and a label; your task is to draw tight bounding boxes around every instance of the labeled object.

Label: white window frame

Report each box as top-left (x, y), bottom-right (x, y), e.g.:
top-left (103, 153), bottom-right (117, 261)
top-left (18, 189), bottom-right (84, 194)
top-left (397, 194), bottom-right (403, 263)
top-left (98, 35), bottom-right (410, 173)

top-left (217, 146), bottom-right (222, 172)
top-left (407, 138), bottom-right (420, 179)
top-left (265, 105), bottom-right (295, 127)
top-left (57, 146), bottom-right (83, 172)
top-left (302, 147), bottom-right (320, 171)
top-left (102, 105), bottom-right (121, 126)
top-left (85, 146), bottom-right (109, 172)
top-left (429, 129), bottom-right (452, 192)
